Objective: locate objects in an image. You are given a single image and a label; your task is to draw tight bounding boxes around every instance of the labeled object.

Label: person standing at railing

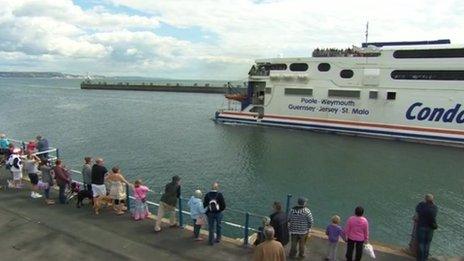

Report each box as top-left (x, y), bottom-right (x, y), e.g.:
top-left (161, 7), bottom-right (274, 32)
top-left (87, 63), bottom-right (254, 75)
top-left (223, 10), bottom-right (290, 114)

top-left (270, 201), bottom-right (289, 247)
top-left (36, 135), bottom-right (49, 160)
top-left (24, 152), bottom-right (42, 198)
top-left (253, 226), bottom-right (286, 261)
top-left (343, 206), bottom-right (369, 261)
top-left (81, 157), bottom-right (93, 192)
top-left (188, 189), bottom-right (206, 241)
top-left (39, 159), bottom-right (54, 205)
top-left (154, 175), bottom-right (181, 232)
top-left (131, 180), bottom-right (150, 221)
top-left (106, 166), bottom-right (131, 215)
top-left (91, 158), bottom-right (108, 204)
top-left (288, 197), bottom-right (313, 259)
top-left (7, 148), bottom-right (23, 189)
top-left (53, 159), bottom-right (70, 204)
top-left (203, 182), bottom-right (226, 246)
top-left (0, 133), bottom-right (9, 163)
top-left (415, 194), bottom-right (438, 261)
top-left (26, 140), bottom-right (37, 154)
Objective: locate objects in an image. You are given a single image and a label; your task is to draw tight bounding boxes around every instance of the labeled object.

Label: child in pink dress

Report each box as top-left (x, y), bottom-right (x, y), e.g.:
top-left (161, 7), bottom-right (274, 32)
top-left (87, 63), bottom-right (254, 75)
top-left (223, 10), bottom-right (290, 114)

top-left (131, 180), bottom-right (151, 220)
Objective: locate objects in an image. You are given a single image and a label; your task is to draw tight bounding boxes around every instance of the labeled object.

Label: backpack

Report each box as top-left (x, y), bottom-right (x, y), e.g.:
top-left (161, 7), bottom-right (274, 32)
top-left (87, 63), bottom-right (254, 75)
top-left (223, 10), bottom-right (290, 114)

top-left (208, 193), bottom-right (220, 212)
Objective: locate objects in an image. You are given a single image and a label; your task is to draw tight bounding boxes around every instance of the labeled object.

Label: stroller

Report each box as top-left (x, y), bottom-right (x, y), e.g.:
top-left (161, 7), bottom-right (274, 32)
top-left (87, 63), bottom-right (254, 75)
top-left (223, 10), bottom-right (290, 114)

top-left (66, 182), bottom-right (81, 202)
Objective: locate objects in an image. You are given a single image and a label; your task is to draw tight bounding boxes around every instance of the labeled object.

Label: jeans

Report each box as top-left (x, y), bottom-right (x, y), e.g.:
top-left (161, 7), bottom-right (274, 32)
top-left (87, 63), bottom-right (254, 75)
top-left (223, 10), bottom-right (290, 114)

top-left (345, 239), bottom-right (364, 261)
top-left (58, 183), bottom-right (66, 204)
top-left (417, 227), bottom-right (434, 261)
top-left (326, 241), bottom-right (339, 260)
top-left (44, 188), bottom-right (50, 199)
top-left (207, 212), bottom-right (223, 244)
top-left (192, 219), bottom-right (201, 238)
top-left (289, 233), bottom-right (308, 257)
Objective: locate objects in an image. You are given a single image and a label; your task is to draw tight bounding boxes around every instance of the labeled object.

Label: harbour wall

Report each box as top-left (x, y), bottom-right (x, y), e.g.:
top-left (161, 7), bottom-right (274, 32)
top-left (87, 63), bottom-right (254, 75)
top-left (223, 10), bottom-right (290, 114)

top-left (81, 82), bottom-right (246, 94)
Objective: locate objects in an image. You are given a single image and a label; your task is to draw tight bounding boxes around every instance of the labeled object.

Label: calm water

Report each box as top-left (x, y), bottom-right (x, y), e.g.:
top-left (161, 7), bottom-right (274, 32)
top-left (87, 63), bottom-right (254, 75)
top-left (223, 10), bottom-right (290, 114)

top-left (0, 78), bottom-right (463, 256)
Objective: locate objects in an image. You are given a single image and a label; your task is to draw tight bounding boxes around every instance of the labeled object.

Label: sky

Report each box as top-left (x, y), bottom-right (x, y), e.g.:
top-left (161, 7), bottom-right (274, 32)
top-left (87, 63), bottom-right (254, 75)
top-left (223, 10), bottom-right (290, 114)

top-left (0, 0), bottom-right (463, 80)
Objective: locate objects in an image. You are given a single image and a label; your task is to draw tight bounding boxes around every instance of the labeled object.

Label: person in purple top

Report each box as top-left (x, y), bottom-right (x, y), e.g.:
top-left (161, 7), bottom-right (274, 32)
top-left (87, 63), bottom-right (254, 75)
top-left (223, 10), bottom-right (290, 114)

top-left (325, 215), bottom-right (343, 261)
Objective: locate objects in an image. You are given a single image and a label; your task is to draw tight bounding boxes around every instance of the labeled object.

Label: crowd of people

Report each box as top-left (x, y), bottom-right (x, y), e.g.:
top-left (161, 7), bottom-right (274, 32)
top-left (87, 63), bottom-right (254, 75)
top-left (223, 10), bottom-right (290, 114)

top-left (0, 132), bottom-right (439, 261)
top-left (311, 47), bottom-right (380, 58)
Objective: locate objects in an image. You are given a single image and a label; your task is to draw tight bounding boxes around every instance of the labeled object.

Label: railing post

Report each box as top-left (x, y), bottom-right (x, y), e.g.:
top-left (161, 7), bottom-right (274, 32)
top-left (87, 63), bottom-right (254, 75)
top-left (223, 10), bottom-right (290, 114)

top-left (178, 188), bottom-right (184, 228)
top-left (56, 148), bottom-right (60, 159)
top-left (286, 194), bottom-right (292, 215)
top-left (244, 212), bottom-right (250, 246)
top-left (126, 183), bottom-right (130, 212)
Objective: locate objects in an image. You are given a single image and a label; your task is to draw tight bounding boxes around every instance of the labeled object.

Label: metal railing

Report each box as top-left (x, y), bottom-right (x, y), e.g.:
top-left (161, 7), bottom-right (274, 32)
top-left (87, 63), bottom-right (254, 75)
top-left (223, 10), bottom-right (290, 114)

top-left (8, 137), bottom-right (294, 246)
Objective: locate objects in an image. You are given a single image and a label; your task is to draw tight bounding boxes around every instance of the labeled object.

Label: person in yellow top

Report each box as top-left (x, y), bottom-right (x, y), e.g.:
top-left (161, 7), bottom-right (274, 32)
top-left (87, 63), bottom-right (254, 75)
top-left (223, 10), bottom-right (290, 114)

top-left (253, 226), bottom-right (286, 261)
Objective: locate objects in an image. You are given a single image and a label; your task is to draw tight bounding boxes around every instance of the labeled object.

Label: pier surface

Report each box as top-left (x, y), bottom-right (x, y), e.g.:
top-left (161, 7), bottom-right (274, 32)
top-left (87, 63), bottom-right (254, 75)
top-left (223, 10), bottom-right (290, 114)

top-left (0, 168), bottom-right (456, 261)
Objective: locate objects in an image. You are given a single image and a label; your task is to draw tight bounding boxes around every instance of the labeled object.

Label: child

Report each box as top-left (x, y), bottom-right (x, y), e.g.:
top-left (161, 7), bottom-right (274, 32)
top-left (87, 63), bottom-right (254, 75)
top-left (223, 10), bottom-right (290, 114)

top-left (131, 180), bottom-right (150, 220)
top-left (187, 190), bottom-right (206, 240)
top-left (325, 215), bottom-right (343, 261)
top-left (254, 217), bottom-right (271, 246)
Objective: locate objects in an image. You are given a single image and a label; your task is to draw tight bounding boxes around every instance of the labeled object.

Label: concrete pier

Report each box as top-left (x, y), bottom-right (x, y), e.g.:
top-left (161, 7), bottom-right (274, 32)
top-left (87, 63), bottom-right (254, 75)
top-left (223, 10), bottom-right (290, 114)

top-left (80, 82), bottom-right (246, 94)
top-left (0, 167), bottom-right (457, 260)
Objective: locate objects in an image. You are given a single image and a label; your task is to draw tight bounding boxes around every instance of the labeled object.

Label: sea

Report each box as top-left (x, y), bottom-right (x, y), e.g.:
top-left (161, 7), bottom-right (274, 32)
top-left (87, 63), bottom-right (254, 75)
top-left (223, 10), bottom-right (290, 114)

top-left (0, 77), bottom-right (463, 256)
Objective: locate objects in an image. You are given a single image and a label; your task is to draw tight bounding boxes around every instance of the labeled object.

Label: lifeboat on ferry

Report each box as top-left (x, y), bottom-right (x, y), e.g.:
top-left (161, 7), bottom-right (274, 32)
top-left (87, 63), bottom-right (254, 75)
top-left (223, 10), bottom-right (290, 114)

top-left (225, 93), bottom-right (247, 101)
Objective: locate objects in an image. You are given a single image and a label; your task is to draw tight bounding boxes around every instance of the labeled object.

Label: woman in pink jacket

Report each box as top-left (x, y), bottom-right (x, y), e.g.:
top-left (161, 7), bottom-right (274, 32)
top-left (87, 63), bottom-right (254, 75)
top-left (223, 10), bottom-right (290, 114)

top-left (344, 206), bottom-right (369, 261)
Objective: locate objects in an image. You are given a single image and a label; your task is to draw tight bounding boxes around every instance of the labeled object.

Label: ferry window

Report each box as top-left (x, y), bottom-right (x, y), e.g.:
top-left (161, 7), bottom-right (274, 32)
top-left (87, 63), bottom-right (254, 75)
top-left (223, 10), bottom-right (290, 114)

top-left (369, 91), bottom-right (378, 99)
top-left (391, 70), bottom-right (464, 81)
top-left (265, 88), bottom-right (272, 94)
top-left (269, 64), bottom-right (287, 70)
top-left (387, 92), bottom-right (396, 100)
top-left (393, 48), bottom-right (464, 59)
top-left (285, 88), bottom-right (313, 96)
top-left (289, 63), bottom-right (309, 72)
top-left (328, 89), bottom-right (360, 98)
top-left (318, 63), bottom-right (331, 72)
top-left (340, 69), bottom-right (354, 79)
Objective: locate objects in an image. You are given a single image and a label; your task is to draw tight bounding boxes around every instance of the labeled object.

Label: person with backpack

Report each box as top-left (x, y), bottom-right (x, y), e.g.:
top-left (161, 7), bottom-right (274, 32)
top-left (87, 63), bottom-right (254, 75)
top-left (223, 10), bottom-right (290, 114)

top-left (203, 182), bottom-right (226, 245)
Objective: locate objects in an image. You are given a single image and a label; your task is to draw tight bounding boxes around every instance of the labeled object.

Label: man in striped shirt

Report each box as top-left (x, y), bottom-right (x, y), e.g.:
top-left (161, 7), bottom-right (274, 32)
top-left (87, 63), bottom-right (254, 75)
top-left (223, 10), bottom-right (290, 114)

top-left (288, 197), bottom-right (313, 258)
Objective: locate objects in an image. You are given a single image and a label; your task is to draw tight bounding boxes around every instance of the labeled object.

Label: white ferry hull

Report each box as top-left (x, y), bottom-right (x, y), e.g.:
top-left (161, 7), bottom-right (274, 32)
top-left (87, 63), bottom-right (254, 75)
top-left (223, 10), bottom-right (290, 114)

top-left (215, 111), bottom-right (464, 146)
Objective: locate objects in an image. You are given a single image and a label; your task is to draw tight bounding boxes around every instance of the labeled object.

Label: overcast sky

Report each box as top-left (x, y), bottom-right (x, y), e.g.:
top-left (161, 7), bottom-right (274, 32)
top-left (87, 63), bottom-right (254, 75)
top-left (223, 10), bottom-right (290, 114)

top-left (1, 0), bottom-right (463, 79)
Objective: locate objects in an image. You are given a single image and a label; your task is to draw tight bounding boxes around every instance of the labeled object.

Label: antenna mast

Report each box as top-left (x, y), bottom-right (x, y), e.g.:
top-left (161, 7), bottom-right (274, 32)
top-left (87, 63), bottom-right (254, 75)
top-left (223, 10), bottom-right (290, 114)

top-left (365, 21), bottom-right (369, 46)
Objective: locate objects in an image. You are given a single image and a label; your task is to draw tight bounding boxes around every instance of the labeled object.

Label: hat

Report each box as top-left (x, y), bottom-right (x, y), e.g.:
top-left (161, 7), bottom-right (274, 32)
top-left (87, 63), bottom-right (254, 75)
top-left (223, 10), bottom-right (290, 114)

top-left (172, 175), bottom-right (180, 182)
top-left (297, 197), bottom-right (308, 206)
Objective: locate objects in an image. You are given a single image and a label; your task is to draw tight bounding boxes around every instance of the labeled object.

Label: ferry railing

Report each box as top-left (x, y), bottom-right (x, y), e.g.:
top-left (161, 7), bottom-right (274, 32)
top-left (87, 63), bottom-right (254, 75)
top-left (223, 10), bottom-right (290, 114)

top-left (8, 138), bottom-right (59, 161)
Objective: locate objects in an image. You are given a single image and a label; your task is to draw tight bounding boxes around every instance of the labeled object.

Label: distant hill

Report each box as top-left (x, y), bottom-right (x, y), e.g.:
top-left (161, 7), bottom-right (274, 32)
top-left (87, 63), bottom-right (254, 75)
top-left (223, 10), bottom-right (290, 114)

top-left (0, 72), bottom-right (105, 79)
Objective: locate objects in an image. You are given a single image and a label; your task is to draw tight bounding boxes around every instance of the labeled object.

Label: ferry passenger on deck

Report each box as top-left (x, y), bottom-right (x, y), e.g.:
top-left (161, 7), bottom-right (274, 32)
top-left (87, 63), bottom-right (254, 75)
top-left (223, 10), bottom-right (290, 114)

top-left (415, 194), bottom-right (438, 261)
top-left (344, 206), bottom-right (369, 261)
top-left (81, 157), bottom-right (93, 192)
top-left (288, 197), bottom-right (313, 259)
top-left (131, 179), bottom-right (150, 221)
top-left (270, 201), bottom-right (289, 247)
top-left (203, 182), bottom-right (226, 246)
top-left (91, 158), bottom-right (108, 203)
top-left (252, 226), bottom-right (286, 261)
top-left (53, 159), bottom-right (70, 204)
top-left (187, 189), bottom-right (206, 240)
top-left (106, 166), bottom-right (131, 215)
top-left (154, 175), bottom-right (181, 232)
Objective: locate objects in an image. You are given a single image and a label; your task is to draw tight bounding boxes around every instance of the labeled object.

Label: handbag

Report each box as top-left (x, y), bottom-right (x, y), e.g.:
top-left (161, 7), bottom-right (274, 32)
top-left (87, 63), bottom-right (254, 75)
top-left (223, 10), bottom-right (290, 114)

top-left (363, 243), bottom-right (376, 259)
top-left (195, 214), bottom-right (207, 226)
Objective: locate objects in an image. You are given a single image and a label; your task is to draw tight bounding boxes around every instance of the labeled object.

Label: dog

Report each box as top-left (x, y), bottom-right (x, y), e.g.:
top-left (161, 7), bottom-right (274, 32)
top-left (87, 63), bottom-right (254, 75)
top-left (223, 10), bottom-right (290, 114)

top-left (93, 195), bottom-right (113, 215)
top-left (76, 189), bottom-right (93, 208)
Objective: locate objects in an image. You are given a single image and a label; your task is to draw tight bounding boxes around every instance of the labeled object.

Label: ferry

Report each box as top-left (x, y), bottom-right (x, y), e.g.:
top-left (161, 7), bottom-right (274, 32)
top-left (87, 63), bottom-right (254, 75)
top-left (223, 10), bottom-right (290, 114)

top-left (215, 39), bottom-right (464, 146)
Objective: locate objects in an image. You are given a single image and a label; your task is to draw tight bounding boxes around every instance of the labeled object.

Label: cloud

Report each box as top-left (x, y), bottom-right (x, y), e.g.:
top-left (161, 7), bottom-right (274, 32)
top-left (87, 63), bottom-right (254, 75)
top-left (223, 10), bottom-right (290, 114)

top-left (1, 0), bottom-right (464, 79)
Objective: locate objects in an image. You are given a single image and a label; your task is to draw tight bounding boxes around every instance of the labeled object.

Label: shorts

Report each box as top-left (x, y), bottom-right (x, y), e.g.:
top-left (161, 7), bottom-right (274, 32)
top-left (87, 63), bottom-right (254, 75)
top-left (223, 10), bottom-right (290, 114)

top-left (12, 171), bottom-right (22, 181)
top-left (28, 173), bottom-right (39, 185)
top-left (92, 184), bottom-right (107, 197)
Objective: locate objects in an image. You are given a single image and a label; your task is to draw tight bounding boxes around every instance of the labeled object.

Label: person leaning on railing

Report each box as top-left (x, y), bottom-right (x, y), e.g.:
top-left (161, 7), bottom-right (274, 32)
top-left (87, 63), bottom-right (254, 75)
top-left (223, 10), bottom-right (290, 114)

top-left (53, 159), bottom-right (71, 204)
top-left (203, 182), bottom-right (226, 246)
top-left (154, 175), bottom-right (181, 232)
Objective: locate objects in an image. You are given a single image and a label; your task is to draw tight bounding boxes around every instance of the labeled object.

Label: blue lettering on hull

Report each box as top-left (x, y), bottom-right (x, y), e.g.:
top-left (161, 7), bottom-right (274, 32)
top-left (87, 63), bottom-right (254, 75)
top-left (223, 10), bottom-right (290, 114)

top-left (406, 102), bottom-right (464, 123)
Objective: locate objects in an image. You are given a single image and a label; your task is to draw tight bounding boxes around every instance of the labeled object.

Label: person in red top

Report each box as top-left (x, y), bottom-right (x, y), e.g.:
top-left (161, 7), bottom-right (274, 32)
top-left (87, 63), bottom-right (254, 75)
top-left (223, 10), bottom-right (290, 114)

top-left (344, 206), bottom-right (369, 261)
top-left (53, 159), bottom-right (70, 204)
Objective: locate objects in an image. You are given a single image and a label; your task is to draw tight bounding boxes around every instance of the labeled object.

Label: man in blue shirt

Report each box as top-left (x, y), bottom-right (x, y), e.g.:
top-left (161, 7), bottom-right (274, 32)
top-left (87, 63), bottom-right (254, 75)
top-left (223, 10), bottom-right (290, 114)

top-left (36, 135), bottom-right (49, 160)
